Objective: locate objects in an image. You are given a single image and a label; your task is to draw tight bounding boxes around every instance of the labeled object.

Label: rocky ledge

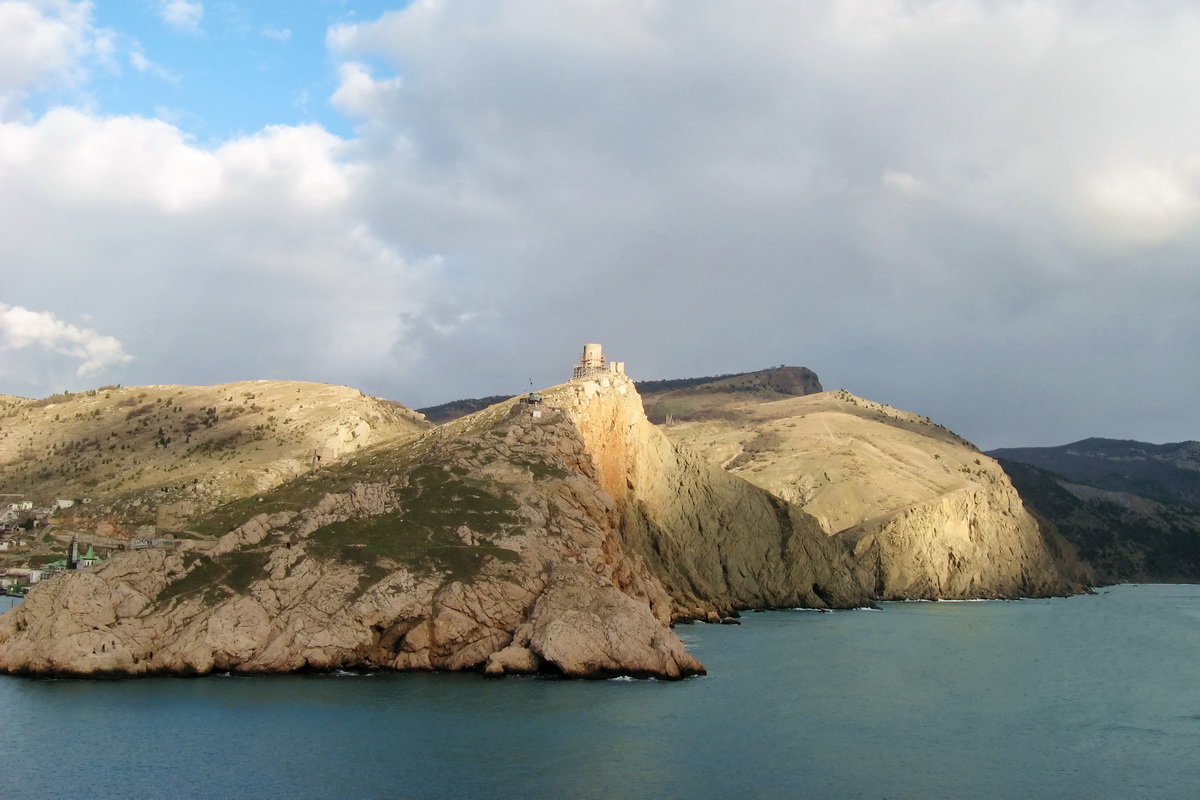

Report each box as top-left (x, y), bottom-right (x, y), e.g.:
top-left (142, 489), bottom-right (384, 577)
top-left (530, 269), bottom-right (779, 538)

top-left (0, 373), bottom-right (1084, 679)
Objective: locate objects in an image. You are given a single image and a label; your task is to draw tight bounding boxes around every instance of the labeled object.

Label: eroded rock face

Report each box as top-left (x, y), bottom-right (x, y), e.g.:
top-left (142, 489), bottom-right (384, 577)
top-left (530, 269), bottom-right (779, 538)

top-left (488, 563), bottom-right (704, 679)
top-left (0, 375), bottom-right (1085, 680)
top-left (661, 390), bottom-right (1091, 599)
top-left (546, 377), bottom-right (874, 616)
top-left (0, 387), bottom-right (709, 679)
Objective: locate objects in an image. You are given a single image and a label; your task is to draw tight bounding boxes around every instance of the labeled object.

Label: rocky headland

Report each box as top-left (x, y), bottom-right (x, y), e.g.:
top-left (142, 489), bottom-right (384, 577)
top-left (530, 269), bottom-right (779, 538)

top-left (0, 364), bottom-right (1088, 679)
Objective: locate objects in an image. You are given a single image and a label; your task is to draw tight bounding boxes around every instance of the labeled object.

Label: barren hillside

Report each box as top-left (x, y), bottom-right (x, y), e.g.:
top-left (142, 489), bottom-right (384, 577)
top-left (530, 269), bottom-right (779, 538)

top-left (0, 381), bottom-right (430, 535)
top-left (661, 388), bottom-right (1089, 597)
top-left (1, 371), bottom-right (1084, 679)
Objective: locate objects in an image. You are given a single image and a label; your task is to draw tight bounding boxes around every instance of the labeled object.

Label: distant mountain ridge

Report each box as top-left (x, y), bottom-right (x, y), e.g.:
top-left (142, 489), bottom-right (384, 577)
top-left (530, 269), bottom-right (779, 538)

top-left (416, 395), bottom-right (513, 424)
top-left (988, 438), bottom-right (1200, 510)
top-left (996, 458), bottom-right (1200, 583)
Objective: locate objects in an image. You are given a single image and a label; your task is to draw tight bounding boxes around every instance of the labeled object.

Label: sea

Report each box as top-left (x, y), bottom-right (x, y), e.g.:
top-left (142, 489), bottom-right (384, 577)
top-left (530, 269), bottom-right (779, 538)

top-left (2, 583), bottom-right (1198, 799)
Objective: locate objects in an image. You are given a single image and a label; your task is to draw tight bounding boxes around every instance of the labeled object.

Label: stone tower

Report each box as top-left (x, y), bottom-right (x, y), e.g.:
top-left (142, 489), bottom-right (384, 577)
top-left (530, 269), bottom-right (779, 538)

top-left (572, 343), bottom-right (626, 380)
top-left (573, 343), bottom-right (606, 380)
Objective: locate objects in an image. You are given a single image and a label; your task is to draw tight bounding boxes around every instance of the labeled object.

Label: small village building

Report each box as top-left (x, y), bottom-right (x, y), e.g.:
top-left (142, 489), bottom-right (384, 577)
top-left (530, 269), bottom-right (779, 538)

top-left (5, 568), bottom-right (45, 585)
top-left (78, 545), bottom-right (102, 568)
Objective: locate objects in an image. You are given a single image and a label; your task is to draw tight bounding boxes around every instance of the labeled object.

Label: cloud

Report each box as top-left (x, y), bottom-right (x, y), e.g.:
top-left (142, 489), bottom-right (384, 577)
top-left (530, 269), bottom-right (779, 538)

top-left (320, 0), bottom-right (1200, 444)
top-left (128, 44), bottom-right (176, 81)
top-left (881, 170), bottom-right (929, 197)
top-left (0, 0), bottom-right (95, 117)
top-left (0, 302), bottom-right (132, 379)
top-left (0, 108), bottom-right (434, 397)
top-left (262, 26), bottom-right (291, 43)
top-left (157, 0), bottom-right (202, 33)
top-left (4, 0), bottom-right (1200, 448)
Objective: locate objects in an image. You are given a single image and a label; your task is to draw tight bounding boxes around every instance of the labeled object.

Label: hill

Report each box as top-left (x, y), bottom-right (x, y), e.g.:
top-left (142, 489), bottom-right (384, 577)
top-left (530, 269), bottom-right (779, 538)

top-left (0, 370), bottom-right (1083, 679)
top-left (0, 381), bottom-right (430, 535)
top-left (996, 458), bottom-right (1200, 583)
top-left (639, 366), bottom-right (823, 424)
top-left (415, 395), bottom-right (513, 424)
top-left (987, 438), bottom-right (1200, 510)
top-left (658, 387), bottom-right (1088, 596)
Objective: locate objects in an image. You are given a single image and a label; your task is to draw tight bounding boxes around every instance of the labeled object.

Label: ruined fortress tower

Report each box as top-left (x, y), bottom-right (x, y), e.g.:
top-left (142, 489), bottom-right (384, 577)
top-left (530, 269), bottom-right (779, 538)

top-left (572, 343), bottom-right (625, 381)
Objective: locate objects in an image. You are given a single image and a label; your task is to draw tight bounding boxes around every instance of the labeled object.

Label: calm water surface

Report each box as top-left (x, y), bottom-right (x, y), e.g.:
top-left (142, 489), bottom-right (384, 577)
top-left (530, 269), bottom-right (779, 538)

top-left (2, 584), bottom-right (1198, 799)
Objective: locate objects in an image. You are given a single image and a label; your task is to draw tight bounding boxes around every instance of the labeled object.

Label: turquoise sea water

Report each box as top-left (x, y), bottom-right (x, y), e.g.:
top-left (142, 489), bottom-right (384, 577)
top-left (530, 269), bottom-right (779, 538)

top-left (2, 584), bottom-right (1199, 799)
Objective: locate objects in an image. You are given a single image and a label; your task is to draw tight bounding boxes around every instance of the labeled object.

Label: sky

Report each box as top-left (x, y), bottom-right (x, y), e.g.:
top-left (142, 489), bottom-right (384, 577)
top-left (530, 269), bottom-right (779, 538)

top-left (1, 0), bottom-right (1198, 450)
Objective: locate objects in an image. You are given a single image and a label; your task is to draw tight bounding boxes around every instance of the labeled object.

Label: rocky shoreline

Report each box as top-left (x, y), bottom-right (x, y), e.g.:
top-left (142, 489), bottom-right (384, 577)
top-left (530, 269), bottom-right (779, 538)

top-left (0, 373), bottom-right (1085, 680)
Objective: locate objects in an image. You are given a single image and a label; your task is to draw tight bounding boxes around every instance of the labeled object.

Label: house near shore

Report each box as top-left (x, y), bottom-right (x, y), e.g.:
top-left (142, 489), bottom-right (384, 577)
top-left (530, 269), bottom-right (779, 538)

top-left (3, 568), bottom-right (45, 585)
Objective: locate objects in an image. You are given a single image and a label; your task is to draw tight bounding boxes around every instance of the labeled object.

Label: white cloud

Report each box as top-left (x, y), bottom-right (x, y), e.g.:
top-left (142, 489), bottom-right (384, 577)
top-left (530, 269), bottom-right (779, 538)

top-left (128, 44), bottom-right (176, 81)
top-left (1085, 164), bottom-right (1200, 245)
top-left (0, 108), bottom-right (433, 396)
top-left (129, 48), bottom-right (149, 72)
top-left (4, 0), bottom-right (1200, 446)
top-left (0, 302), bottom-right (132, 378)
top-left (0, 0), bottom-right (95, 117)
top-left (262, 26), bottom-right (291, 43)
top-left (881, 170), bottom-right (929, 196)
top-left (157, 0), bottom-right (202, 33)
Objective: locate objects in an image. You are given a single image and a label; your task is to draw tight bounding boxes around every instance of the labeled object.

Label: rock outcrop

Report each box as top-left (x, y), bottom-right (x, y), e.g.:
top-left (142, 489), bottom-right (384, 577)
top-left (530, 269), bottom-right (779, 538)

top-left (1, 380), bottom-right (712, 678)
top-left (0, 374), bottom-right (1086, 680)
top-left (660, 389), bottom-right (1091, 599)
top-left (549, 375), bottom-right (872, 616)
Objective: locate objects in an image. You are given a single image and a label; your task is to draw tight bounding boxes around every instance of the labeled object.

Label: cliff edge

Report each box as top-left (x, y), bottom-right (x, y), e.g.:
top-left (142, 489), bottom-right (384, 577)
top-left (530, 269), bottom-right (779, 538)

top-left (0, 372), bottom-right (1085, 679)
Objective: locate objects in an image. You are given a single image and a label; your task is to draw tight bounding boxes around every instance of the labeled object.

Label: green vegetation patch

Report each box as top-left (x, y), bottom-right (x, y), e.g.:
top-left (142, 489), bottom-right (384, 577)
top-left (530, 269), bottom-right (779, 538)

top-left (188, 437), bottom-right (429, 537)
top-left (307, 464), bottom-right (521, 588)
top-left (156, 550), bottom-right (271, 605)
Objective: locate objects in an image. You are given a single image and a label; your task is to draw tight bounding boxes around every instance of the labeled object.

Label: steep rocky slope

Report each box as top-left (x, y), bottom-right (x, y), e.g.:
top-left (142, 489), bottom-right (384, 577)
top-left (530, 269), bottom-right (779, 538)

top-left (989, 438), bottom-right (1200, 510)
top-left (0, 379), bottom-right (706, 678)
top-left (0, 381), bottom-right (429, 534)
top-left (997, 459), bottom-right (1200, 583)
top-left (661, 389), bottom-right (1090, 598)
top-left (552, 375), bottom-right (871, 616)
top-left (0, 374), bottom-right (1085, 679)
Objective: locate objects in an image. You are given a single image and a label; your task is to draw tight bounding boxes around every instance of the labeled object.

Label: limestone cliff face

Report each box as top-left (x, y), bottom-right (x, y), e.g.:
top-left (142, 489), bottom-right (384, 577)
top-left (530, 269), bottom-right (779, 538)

top-left (0, 391), bottom-right (703, 679)
top-left (838, 483), bottom-right (1080, 599)
top-left (545, 376), bottom-right (874, 616)
top-left (0, 377), bottom-right (1084, 680)
top-left (662, 390), bottom-right (1089, 600)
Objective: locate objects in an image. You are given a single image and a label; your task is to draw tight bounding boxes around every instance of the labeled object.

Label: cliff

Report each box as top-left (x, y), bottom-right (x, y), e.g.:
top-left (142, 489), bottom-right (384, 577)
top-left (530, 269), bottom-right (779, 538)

top-left (661, 389), bottom-right (1091, 599)
top-left (0, 375), bottom-right (1084, 679)
top-left (1, 376), bottom-right (699, 678)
